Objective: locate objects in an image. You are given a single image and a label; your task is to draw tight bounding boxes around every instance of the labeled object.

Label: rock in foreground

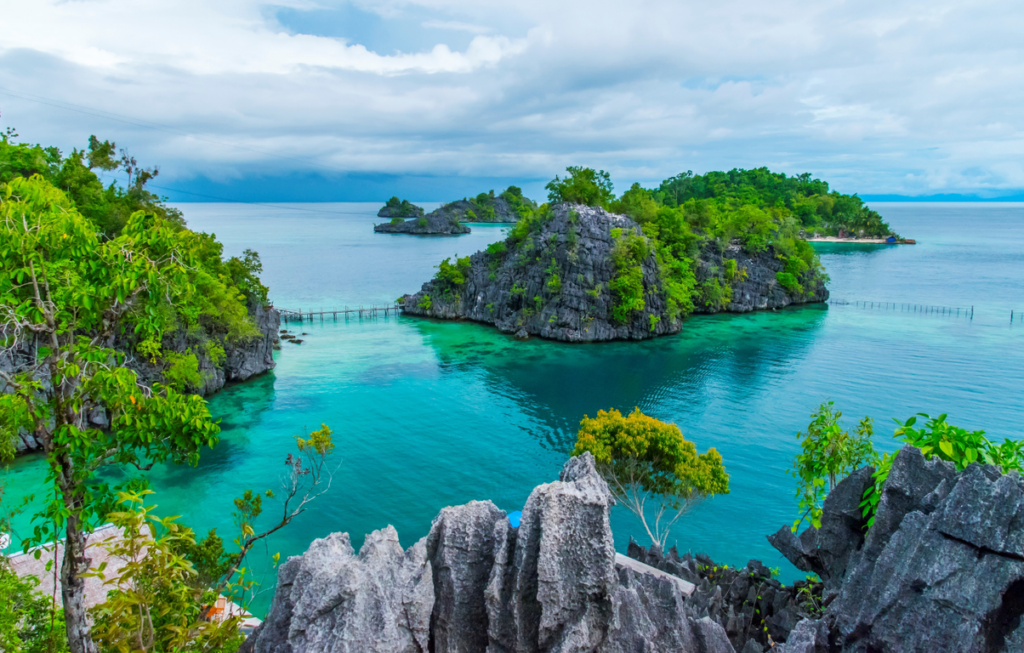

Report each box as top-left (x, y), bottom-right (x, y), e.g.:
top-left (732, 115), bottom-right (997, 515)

top-left (770, 446), bottom-right (1024, 652)
top-left (244, 453), bottom-right (735, 653)
top-left (400, 203), bottom-right (828, 342)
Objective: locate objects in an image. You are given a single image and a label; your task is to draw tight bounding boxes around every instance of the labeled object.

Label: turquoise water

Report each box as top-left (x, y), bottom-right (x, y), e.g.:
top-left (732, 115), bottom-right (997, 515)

top-left (6, 201), bottom-right (1023, 616)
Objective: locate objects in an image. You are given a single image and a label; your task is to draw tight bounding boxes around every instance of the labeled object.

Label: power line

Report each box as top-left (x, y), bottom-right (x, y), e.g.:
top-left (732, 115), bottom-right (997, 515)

top-left (0, 86), bottom-right (360, 177)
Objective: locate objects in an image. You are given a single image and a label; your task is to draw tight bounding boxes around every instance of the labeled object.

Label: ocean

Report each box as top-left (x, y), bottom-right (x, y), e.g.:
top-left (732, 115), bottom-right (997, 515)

top-left (6, 201), bottom-right (1023, 615)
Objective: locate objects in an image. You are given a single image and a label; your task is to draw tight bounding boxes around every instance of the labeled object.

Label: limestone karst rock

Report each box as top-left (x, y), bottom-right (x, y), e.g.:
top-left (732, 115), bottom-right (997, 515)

top-left (772, 446), bottom-right (1024, 652)
top-left (400, 203), bottom-right (828, 342)
top-left (244, 453), bottom-right (735, 653)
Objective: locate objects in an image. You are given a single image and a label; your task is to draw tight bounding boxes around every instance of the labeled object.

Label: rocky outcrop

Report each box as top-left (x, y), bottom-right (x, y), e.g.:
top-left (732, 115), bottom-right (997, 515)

top-left (626, 544), bottom-right (822, 652)
top-left (400, 203), bottom-right (828, 342)
top-left (6, 303), bottom-right (280, 455)
top-left (770, 446), bottom-right (1024, 652)
top-left (374, 211), bottom-right (471, 235)
top-left (378, 198), bottom-right (425, 218)
top-left (245, 453), bottom-right (736, 653)
top-left (433, 194), bottom-right (533, 223)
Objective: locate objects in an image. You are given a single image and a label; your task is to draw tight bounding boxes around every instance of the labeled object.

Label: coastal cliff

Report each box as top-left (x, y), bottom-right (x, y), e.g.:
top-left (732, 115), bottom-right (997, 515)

top-left (400, 203), bottom-right (828, 342)
top-left (242, 453), bottom-right (735, 653)
top-left (433, 188), bottom-right (536, 223)
top-left (6, 303), bottom-right (280, 454)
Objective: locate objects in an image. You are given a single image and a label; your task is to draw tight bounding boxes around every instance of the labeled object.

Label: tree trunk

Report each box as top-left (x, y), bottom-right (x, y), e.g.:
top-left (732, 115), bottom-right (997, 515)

top-left (61, 515), bottom-right (98, 653)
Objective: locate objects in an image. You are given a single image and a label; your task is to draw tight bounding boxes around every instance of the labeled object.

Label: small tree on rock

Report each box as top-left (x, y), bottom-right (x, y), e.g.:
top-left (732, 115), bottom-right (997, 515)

top-left (572, 407), bottom-right (729, 549)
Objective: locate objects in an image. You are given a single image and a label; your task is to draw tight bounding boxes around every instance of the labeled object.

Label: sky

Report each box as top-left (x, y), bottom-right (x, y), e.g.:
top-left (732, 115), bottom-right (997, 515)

top-left (1, 0), bottom-right (1022, 202)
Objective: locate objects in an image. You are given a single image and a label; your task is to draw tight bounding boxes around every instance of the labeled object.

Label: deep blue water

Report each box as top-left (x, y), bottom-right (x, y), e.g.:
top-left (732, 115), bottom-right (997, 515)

top-left (6, 201), bottom-right (1023, 615)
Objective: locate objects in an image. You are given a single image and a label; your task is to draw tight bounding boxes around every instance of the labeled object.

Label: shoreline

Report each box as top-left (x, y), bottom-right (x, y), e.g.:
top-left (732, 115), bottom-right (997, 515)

top-left (808, 236), bottom-right (916, 244)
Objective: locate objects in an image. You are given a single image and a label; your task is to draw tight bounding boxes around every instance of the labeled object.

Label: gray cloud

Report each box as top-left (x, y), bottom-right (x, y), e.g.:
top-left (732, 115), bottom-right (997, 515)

top-left (1, 0), bottom-right (1022, 197)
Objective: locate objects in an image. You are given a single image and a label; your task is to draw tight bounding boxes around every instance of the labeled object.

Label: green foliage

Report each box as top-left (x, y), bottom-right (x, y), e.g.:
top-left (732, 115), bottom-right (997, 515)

top-left (723, 259), bottom-right (737, 281)
top-left (546, 273), bottom-right (562, 295)
top-left (163, 351), bottom-right (203, 392)
top-left (390, 216), bottom-right (404, 225)
top-left (608, 228), bottom-right (649, 323)
top-left (789, 402), bottom-right (877, 531)
top-left (86, 491), bottom-right (244, 652)
top-left (775, 272), bottom-right (802, 295)
top-left (655, 168), bottom-right (895, 239)
top-left (435, 256), bottom-right (472, 290)
top-left (486, 241), bottom-right (507, 257)
top-left (700, 278), bottom-right (732, 310)
top-left (573, 408), bottom-right (729, 548)
top-left (417, 217), bottom-right (428, 228)
top-left (224, 249), bottom-right (269, 307)
top-left (859, 413), bottom-right (1024, 528)
top-left (417, 294), bottom-right (432, 310)
top-left (545, 167), bottom-right (614, 208)
top-left (0, 562), bottom-right (69, 653)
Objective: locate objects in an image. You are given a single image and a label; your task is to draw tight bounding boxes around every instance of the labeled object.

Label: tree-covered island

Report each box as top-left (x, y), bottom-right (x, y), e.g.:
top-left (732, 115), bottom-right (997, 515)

top-left (400, 166), bottom-right (897, 341)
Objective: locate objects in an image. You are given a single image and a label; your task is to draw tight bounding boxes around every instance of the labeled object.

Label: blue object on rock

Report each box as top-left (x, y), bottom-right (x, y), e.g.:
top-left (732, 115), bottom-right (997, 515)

top-left (507, 511), bottom-right (522, 528)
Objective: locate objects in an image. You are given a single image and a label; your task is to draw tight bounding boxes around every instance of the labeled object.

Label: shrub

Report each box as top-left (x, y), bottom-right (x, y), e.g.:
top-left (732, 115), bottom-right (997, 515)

top-left (572, 408), bottom-right (729, 548)
top-left (417, 294), bottom-right (432, 310)
top-left (789, 402), bottom-right (877, 531)
top-left (545, 167), bottom-right (614, 208)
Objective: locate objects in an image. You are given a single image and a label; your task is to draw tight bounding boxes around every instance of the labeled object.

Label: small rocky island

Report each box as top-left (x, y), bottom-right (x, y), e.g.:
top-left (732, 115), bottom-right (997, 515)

top-left (242, 446), bottom-right (1020, 652)
top-left (433, 186), bottom-right (536, 223)
top-left (377, 197), bottom-right (425, 218)
top-left (399, 203), bottom-right (827, 342)
top-left (374, 210), bottom-right (471, 235)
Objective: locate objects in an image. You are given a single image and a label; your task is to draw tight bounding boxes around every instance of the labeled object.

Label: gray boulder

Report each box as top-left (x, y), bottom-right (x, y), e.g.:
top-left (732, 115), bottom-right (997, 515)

top-left (251, 528), bottom-right (433, 653)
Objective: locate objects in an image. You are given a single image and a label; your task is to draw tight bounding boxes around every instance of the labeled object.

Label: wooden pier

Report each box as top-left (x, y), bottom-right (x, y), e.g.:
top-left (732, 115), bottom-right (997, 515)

top-left (279, 304), bottom-right (402, 323)
top-left (828, 299), bottom-right (974, 318)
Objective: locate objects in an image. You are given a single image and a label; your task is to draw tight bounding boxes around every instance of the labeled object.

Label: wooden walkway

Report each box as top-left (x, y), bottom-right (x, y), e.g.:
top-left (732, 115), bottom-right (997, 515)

top-left (829, 299), bottom-right (974, 318)
top-left (279, 304), bottom-right (402, 323)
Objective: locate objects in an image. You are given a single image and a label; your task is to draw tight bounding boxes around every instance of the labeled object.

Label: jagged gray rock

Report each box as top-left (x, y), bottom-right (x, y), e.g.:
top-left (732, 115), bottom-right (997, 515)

top-left (432, 194), bottom-right (533, 223)
top-left (400, 203), bottom-right (828, 342)
top-left (251, 528), bottom-right (433, 653)
top-left (427, 501), bottom-right (507, 653)
top-left (773, 446), bottom-right (1024, 652)
top-left (374, 211), bottom-right (471, 235)
top-left (247, 453), bottom-right (735, 653)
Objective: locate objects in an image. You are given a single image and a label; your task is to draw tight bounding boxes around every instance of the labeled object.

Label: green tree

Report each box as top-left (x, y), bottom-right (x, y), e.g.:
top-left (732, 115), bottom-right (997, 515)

top-left (85, 491), bottom-right (243, 653)
top-left (789, 402), bottom-right (877, 532)
top-left (572, 408), bottom-right (729, 549)
top-left (545, 166), bottom-right (614, 208)
top-left (0, 176), bottom-right (222, 653)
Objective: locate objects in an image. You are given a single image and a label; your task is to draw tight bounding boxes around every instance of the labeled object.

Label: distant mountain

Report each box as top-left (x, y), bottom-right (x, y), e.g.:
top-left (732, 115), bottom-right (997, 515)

top-left (861, 192), bottom-right (1024, 202)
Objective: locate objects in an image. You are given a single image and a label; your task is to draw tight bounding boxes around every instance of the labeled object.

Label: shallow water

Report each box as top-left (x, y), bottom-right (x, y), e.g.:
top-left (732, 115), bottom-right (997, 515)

top-left (6, 201), bottom-right (1023, 615)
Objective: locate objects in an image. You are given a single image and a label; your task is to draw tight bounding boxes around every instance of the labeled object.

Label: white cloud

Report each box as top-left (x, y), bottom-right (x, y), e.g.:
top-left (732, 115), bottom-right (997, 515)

top-left (0, 0), bottom-right (1022, 195)
top-left (422, 19), bottom-right (491, 34)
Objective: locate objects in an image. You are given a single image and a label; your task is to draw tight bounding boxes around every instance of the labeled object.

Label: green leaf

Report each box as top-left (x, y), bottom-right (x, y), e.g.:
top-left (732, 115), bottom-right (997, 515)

top-left (939, 441), bottom-right (954, 457)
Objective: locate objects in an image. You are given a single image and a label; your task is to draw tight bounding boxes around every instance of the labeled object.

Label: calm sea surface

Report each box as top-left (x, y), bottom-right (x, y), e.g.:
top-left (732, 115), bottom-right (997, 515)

top-left (6, 202), bottom-right (1024, 615)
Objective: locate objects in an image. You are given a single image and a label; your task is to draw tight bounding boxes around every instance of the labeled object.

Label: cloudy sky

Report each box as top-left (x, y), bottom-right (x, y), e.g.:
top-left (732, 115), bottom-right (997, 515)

top-left (1, 0), bottom-right (1022, 201)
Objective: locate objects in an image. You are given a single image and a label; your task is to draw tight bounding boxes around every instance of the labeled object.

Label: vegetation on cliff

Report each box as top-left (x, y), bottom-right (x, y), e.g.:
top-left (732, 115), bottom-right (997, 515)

top-left (788, 402), bottom-right (1024, 533)
top-left (0, 130), bottom-right (328, 652)
top-left (408, 166), bottom-right (829, 340)
top-left (435, 186), bottom-right (537, 223)
top-left (377, 197), bottom-right (423, 218)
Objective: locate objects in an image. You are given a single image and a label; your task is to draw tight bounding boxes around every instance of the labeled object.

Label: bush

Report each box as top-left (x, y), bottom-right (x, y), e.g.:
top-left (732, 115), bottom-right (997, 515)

top-left (546, 167), bottom-right (614, 208)
top-left (789, 402), bottom-right (877, 531)
top-left (572, 408), bottom-right (729, 548)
